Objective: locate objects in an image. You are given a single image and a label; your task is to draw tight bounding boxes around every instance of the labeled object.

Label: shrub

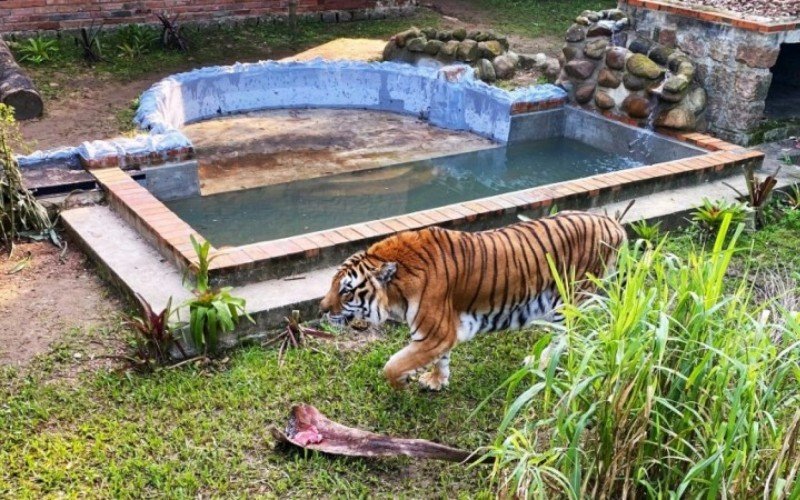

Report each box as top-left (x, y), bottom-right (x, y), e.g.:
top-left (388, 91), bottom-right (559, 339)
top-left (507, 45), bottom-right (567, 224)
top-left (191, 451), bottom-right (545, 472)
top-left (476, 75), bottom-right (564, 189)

top-left (14, 37), bottom-right (60, 64)
top-left (691, 198), bottom-right (751, 235)
top-left (0, 104), bottom-right (52, 249)
top-left (485, 218), bottom-right (800, 499)
top-left (182, 235), bottom-right (252, 355)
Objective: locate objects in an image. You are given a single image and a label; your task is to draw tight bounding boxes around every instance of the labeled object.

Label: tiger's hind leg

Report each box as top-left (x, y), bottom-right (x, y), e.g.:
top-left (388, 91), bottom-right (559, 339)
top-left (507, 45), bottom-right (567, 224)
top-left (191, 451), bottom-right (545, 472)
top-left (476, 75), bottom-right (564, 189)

top-left (384, 336), bottom-right (455, 390)
top-left (418, 352), bottom-right (451, 391)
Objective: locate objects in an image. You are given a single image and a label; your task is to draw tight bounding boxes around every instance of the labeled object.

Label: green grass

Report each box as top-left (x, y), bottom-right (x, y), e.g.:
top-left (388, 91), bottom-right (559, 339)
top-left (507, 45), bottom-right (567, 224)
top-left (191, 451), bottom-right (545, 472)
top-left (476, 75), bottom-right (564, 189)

top-left (0, 325), bottom-right (540, 497)
top-left (462, 0), bottom-right (617, 38)
top-left (2, 209), bottom-right (798, 497)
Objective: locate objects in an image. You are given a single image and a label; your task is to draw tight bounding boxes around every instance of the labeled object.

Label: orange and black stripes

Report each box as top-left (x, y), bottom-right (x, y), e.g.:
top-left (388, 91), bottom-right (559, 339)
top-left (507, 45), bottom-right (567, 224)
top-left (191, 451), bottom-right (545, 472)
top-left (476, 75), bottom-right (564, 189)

top-left (320, 211), bottom-right (627, 389)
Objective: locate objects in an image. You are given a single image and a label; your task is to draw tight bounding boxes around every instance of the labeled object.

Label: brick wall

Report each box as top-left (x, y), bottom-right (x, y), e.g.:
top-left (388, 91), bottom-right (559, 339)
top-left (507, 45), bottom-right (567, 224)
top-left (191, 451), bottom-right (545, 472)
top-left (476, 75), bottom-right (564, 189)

top-left (0, 1), bottom-right (415, 33)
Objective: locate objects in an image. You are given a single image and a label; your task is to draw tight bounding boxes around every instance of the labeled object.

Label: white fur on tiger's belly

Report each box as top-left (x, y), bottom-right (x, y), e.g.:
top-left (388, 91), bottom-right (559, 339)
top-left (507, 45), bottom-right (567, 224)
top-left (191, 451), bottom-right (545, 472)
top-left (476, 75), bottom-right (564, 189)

top-left (456, 292), bottom-right (559, 342)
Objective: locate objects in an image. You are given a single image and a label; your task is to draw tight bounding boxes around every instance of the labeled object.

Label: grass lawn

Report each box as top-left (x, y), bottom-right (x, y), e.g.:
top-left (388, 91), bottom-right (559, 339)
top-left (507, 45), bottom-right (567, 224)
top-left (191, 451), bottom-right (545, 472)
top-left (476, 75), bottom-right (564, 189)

top-left (1, 208), bottom-right (798, 497)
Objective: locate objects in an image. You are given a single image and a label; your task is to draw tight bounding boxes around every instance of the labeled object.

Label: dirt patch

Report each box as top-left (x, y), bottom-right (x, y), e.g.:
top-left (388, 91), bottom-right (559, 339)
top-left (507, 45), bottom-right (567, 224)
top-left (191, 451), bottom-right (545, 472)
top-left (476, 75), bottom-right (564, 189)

top-left (0, 241), bottom-right (124, 367)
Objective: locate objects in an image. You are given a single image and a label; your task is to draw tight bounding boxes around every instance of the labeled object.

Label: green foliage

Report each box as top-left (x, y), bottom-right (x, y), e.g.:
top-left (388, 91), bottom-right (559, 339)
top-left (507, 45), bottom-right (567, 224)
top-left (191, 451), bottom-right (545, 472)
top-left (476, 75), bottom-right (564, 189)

top-left (782, 183), bottom-right (800, 210)
top-left (630, 218), bottom-right (661, 244)
top-left (114, 24), bottom-right (158, 60)
top-left (487, 219), bottom-right (800, 498)
top-left (124, 294), bottom-right (185, 369)
top-left (182, 235), bottom-right (251, 355)
top-left (691, 198), bottom-right (751, 234)
top-left (0, 105), bottom-right (52, 249)
top-left (14, 37), bottom-right (60, 64)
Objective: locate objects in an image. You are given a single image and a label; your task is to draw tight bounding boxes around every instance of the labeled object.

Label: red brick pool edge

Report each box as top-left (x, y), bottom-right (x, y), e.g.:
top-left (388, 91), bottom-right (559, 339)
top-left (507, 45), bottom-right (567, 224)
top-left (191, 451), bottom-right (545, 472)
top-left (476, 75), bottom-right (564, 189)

top-left (91, 132), bottom-right (764, 286)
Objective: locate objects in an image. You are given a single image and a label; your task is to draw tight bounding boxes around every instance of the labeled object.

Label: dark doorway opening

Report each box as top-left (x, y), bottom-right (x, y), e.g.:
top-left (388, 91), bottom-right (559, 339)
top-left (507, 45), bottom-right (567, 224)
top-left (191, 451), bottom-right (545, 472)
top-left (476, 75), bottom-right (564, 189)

top-left (766, 43), bottom-right (800, 119)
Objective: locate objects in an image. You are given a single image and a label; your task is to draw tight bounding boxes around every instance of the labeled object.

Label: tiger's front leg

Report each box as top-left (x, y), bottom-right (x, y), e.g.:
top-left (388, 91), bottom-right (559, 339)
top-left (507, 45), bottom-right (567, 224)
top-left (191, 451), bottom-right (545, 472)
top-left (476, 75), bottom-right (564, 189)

top-left (418, 352), bottom-right (451, 391)
top-left (383, 335), bottom-right (455, 390)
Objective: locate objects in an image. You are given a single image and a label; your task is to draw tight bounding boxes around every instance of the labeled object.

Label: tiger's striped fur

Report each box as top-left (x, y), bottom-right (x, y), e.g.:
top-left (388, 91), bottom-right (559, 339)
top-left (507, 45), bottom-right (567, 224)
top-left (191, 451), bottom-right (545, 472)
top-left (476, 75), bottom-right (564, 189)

top-left (320, 211), bottom-right (627, 390)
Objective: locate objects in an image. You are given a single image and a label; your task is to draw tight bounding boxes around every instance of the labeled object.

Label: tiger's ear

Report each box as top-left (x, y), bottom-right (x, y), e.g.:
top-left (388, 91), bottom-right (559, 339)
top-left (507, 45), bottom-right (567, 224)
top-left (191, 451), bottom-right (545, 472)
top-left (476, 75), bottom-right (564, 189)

top-left (375, 262), bottom-right (397, 285)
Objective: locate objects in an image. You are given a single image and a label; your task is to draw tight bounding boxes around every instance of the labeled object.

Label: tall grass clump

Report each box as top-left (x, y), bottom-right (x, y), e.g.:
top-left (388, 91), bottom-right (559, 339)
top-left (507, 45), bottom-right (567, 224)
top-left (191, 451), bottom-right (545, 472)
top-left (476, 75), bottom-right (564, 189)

top-left (486, 217), bottom-right (800, 499)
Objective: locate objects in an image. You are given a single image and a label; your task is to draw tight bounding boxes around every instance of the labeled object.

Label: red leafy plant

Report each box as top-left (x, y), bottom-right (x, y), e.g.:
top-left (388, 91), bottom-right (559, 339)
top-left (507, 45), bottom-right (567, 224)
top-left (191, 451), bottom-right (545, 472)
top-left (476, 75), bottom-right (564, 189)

top-left (125, 293), bottom-right (186, 369)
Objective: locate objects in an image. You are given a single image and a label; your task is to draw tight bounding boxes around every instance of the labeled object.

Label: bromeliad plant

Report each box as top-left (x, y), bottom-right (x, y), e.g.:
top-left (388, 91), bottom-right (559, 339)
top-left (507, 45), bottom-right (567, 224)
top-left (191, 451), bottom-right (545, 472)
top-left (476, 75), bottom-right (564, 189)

top-left (14, 36), bottom-right (60, 64)
top-left (691, 197), bottom-right (751, 235)
top-left (125, 293), bottom-right (185, 369)
top-left (182, 235), bottom-right (252, 355)
top-left (725, 166), bottom-right (781, 229)
top-left (484, 218), bottom-right (800, 499)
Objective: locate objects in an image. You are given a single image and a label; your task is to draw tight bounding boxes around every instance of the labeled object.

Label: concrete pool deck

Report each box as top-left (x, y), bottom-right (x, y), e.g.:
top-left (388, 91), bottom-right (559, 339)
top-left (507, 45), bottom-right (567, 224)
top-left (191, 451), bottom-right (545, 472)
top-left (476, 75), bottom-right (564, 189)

top-left (62, 149), bottom-right (799, 336)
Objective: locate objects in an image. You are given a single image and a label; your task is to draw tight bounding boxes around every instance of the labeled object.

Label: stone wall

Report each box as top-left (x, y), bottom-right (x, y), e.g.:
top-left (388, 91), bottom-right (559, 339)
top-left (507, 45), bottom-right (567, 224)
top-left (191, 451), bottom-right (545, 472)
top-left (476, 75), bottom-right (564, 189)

top-left (556, 8), bottom-right (707, 133)
top-left (0, 0), bottom-right (415, 33)
top-left (623, 2), bottom-right (800, 144)
top-left (383, 27), bottom-right (560, 83)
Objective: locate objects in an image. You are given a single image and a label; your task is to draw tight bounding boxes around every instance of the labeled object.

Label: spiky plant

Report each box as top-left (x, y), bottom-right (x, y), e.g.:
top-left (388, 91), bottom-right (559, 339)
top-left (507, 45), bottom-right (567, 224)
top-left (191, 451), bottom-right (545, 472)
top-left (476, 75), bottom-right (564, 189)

top-left (0, 104), bottom-right (52, 251)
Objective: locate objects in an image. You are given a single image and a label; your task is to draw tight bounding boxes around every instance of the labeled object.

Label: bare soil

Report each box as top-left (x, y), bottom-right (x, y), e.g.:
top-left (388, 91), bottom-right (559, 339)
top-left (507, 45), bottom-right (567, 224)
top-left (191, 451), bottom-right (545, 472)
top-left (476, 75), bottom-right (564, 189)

top-left (0, 241), bottom-right (124, 367)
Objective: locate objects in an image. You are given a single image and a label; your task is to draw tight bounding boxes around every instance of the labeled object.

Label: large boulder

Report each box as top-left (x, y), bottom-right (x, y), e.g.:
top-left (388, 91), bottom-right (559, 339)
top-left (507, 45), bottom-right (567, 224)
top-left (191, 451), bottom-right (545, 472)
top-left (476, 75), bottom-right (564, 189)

top-left (584, 39), bottom-right (608, 59)
top-left (439, 40), bottom-right (460, 58)
top-left (566, 24), bottom-right (587, 42)
top-left (424, 39), bottom-right (445, 55)
top-left (519, 52), bottom-right (547, 69)
top-left (655, 106), bottom-right (696, 130)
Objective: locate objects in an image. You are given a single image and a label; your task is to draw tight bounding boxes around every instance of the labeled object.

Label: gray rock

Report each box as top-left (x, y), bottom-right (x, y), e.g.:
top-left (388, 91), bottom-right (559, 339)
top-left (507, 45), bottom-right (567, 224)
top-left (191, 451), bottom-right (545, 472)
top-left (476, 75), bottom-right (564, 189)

top-left (439, 40), bottom-right (460, 58)
top-left (424, 39), bottom-right (445, 55)
top-left (580, 10), bottom-right (600, 22)
top-left (505, 50), bottom-right (520, 67)
top-left (663, 75), bottom-right (689, 94)
top-left (467, 30), bottom-right (481, 40)
top-left (562, 46), bottom-right (580, 62)
top-left (604, 8), bottom-right (626, 21)
top-left (406, 37), bottom-right (427, 52)
top-left (587, 21), bottom-right (614, 37)
top-left (394, 27), bottom-right (421, 48)
top-left (544, 58), bottom-right (561, 82)
top-left (493, 54), bottom-right (516, 79)
top-left (456, 39), bottom-right (479, 61)
top-left (421, 27), bottom-right (438, 39)
top-left (478, 40), bottom-right (504, 59)
top-left (476, 58), bottom-right (496, 82)
top-left (452, 27), bottom-right (467, 41)
top-left (623, 73), bottom-right (646, 91)
top-left (627, 54), bottom-right (665, 80)
top-left (598, 68), bottom-right (621, 88)
top-left (684, 87), bottom-right (707, 113)
top-left (437, 30), bottom-right (453, 41)
top-left (519, 52), bottom-right (547, 69)
top-left (496, 36), bottom-right (509, 50)
top-left (575, 83), bottom-right (596, 104)
top-left (566, 24), bottom-right (587, 43)
top-left (629, 37), bottom-right (653, 55)
top-left (648, 46), bottom-right (674, 66)
top-left (382, 40), bottom-right (400, 61)
top-left (655, 106), bottom-right (696, 130)
top-left (338, 10), bottom-right (352, 22)
top-left (564, 59), bottom-right (596, 80)
top-left (595, 90), bottom-right (616, 109)
top-left (606, 47), bottom-right (628, 70)
top-left (322, 11), bottom-right (337, 22)
top-left (575, 16), bottom-right (591, 26)
top-left (584, 39), bottom-right (609, 59)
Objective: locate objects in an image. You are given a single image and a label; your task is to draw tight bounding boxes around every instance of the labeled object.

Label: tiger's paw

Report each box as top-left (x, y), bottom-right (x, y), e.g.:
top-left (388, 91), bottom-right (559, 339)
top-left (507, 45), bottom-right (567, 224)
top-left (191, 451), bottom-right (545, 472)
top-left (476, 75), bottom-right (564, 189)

top-left (418, 371), bottom-right (449, 391)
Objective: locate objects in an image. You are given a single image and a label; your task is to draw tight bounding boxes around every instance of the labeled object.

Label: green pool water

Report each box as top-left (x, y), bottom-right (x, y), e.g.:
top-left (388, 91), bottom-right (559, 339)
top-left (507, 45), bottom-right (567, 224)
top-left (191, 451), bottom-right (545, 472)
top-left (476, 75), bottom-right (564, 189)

top-left (166, 137), bottom-right (643, 247)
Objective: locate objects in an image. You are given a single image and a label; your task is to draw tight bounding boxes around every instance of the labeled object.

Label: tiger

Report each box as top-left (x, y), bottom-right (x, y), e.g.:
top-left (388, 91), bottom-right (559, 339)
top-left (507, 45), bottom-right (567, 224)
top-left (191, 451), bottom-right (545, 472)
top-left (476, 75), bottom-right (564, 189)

top-left (319, 211), bottom-right (627, 391)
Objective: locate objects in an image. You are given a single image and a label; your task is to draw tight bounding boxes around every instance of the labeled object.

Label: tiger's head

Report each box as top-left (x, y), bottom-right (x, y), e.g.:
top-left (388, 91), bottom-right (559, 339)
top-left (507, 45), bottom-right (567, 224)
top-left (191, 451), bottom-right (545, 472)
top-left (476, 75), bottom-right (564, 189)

top-left (319, 251), bottom-right (399, 327)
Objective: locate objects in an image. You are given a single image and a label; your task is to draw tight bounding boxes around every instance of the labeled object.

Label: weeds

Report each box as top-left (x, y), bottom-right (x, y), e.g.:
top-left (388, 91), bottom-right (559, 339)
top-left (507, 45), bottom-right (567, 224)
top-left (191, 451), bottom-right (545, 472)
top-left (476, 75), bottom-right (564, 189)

top-left (14, 37), bottom-right (60, 64)
top-left (486, 219), bottom-right (800, 498)
top-left (725, 166), bottom-right (780, 229)
top-left (0, 105), bottom-right (53, 250)
top-left (114, 24), bottom-right (157, 60)
top-left (156, 13), bottom-right (189, 53)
